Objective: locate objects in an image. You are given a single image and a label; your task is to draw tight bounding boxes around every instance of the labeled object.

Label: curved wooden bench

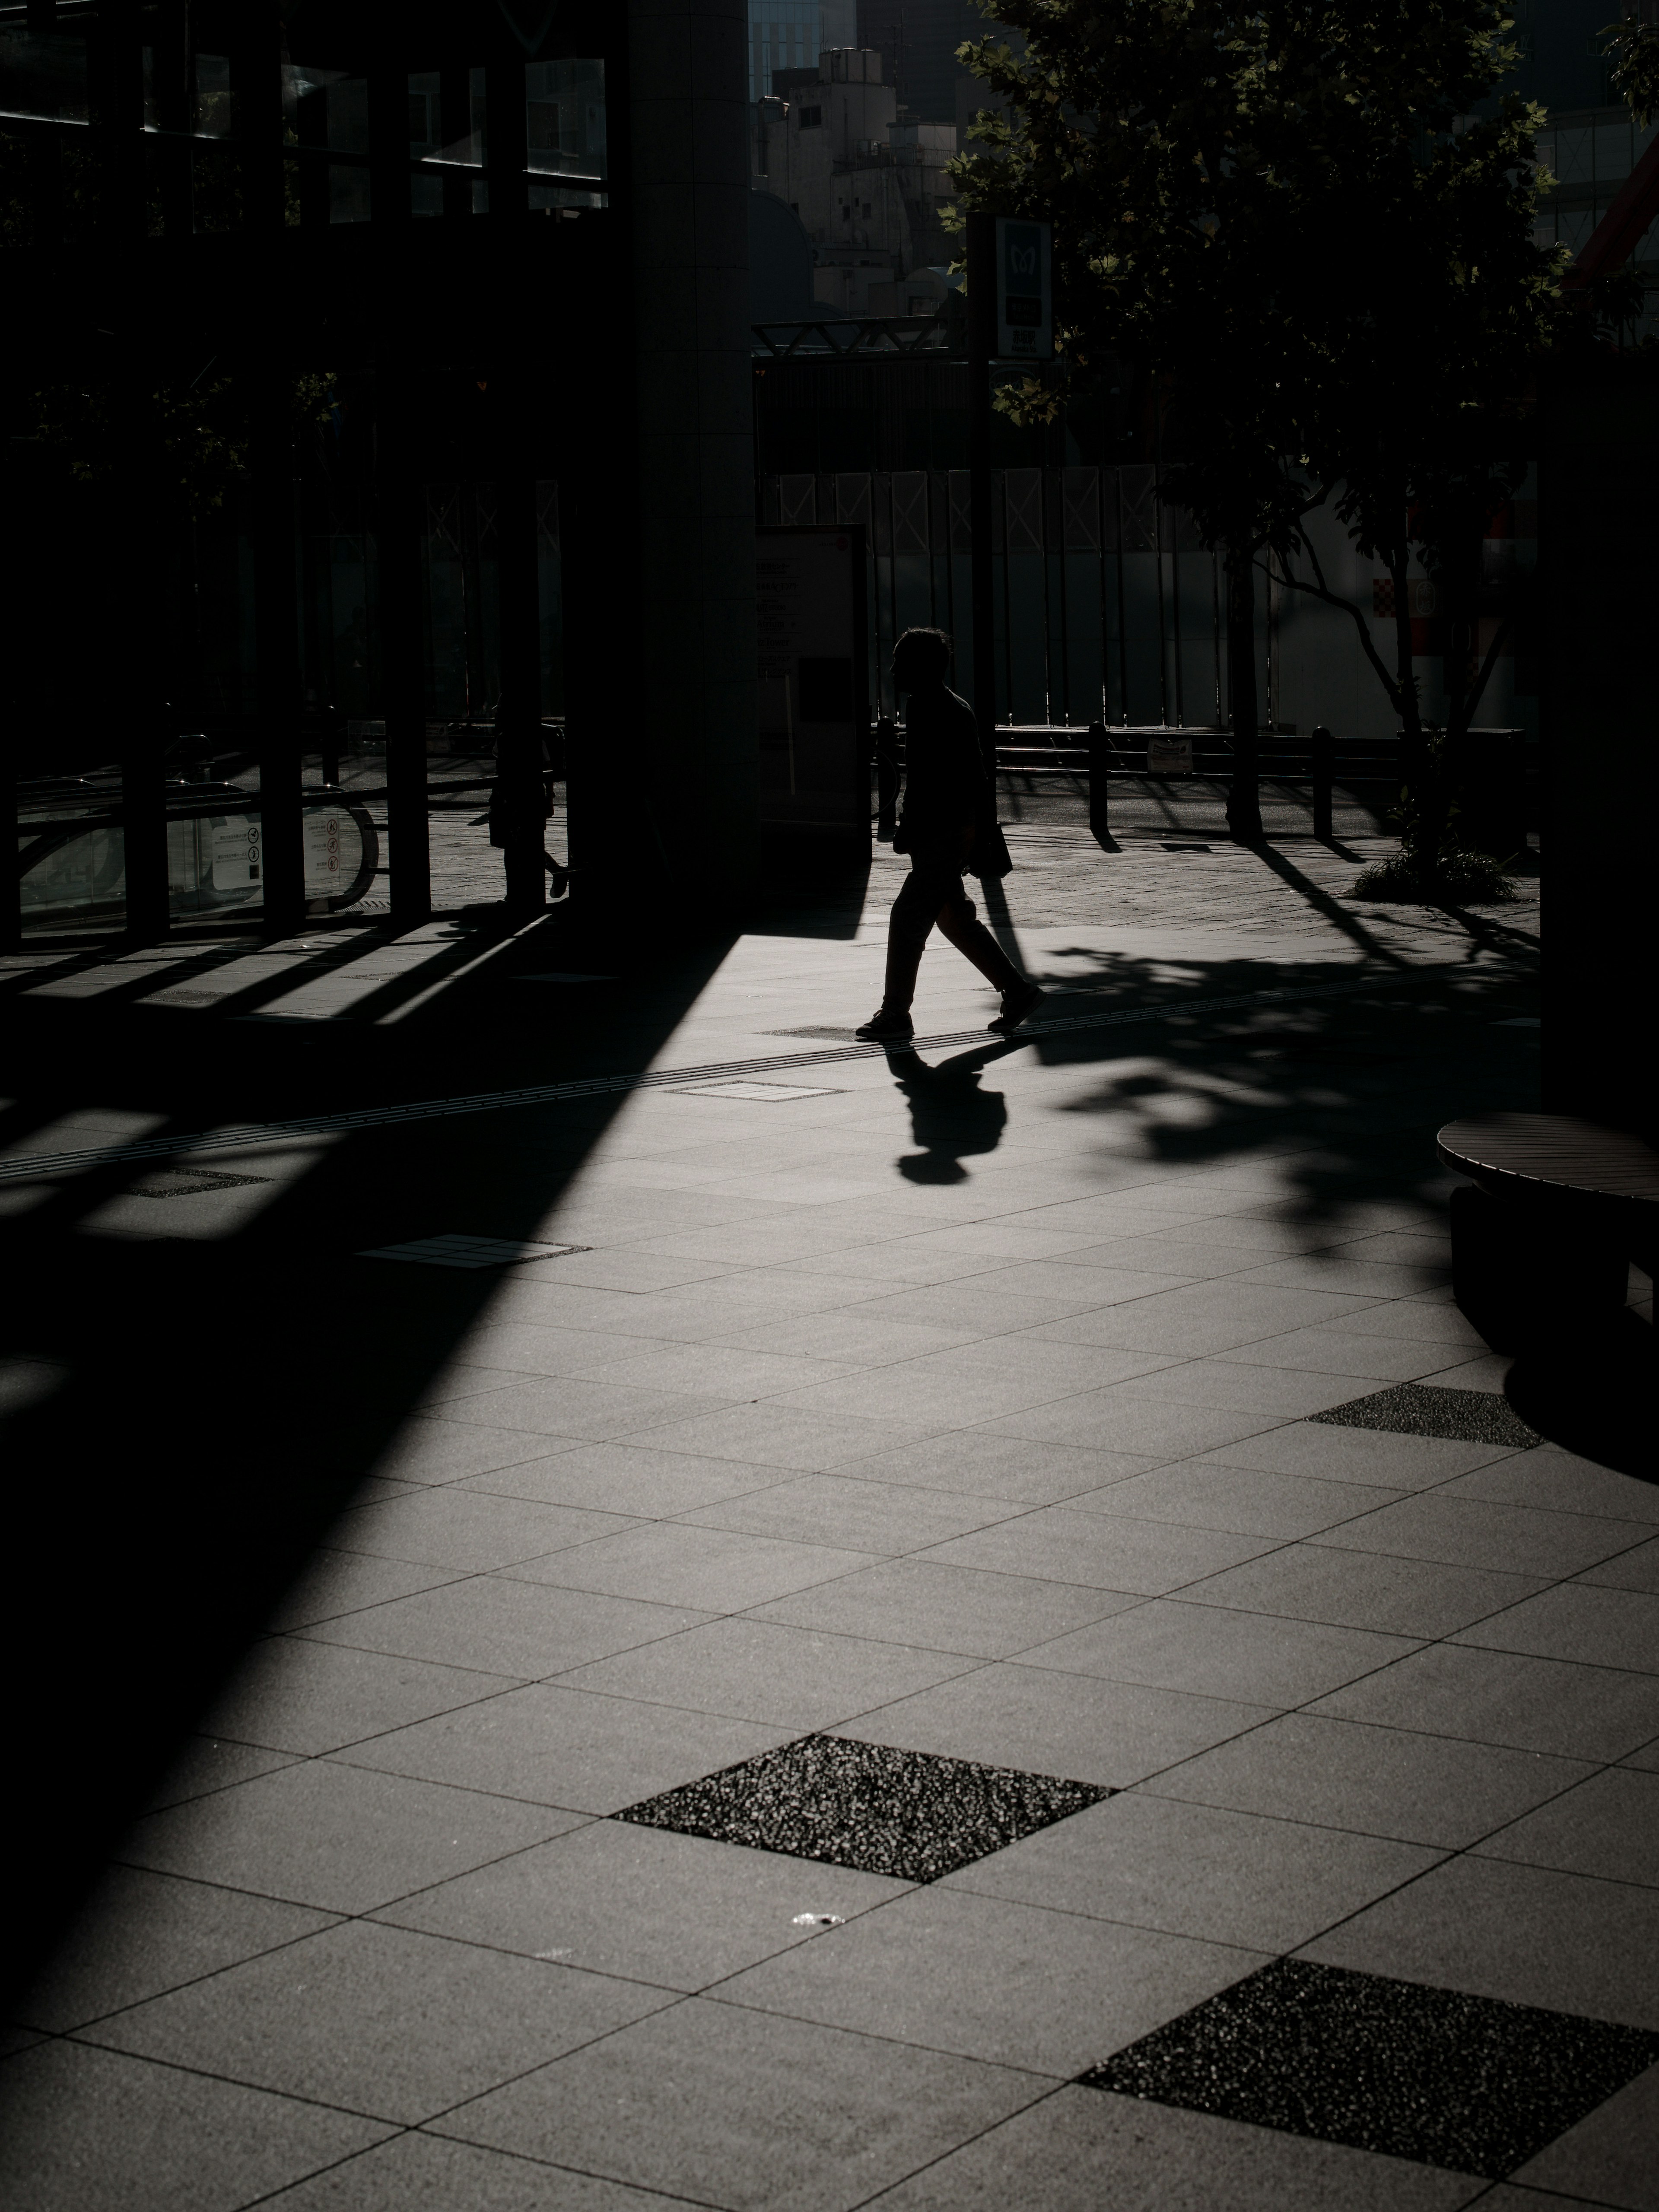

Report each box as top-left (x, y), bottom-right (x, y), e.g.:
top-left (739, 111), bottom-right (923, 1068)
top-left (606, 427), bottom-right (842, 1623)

top-left (1436, 1113), bottom-right (1658, 1352)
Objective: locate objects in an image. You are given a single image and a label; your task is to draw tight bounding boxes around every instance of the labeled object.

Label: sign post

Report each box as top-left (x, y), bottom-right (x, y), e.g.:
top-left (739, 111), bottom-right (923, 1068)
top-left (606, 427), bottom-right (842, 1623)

top-left (965, 213), bottom-right (1052, 766)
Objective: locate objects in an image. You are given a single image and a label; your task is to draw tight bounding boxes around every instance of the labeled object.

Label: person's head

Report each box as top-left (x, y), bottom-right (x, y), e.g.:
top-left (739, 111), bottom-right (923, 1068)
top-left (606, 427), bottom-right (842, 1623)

top-left (892, 627), bottom-right (951, 693)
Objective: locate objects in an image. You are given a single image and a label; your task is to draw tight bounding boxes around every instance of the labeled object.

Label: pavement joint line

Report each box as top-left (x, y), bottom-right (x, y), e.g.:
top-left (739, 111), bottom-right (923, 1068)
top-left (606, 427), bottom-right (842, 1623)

top-left (0, 963), bottom-right (1516, 1185)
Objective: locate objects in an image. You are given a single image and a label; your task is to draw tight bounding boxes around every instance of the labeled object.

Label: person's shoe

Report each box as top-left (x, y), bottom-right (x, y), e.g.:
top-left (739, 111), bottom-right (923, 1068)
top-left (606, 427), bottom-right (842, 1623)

top-left (988, 982), bottom-right (1046, 1034)
top-left (855, 1007), bottom-right (915, 1042)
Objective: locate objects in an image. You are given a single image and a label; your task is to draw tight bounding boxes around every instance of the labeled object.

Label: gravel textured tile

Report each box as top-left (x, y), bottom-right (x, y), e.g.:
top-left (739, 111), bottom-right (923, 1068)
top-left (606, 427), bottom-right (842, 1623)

top-left (1312, 1385), bottom-right (1540, 1447)
top-left (1081, 1957), bottom-right (1659, 2178)
top-left (614, 1732), bottom-right (1110, 1881)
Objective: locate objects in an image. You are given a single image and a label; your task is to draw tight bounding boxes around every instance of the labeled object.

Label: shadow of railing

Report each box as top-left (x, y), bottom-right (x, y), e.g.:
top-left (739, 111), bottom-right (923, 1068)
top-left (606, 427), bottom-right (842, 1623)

top-left (0, 917), bottom-right (740, 2003)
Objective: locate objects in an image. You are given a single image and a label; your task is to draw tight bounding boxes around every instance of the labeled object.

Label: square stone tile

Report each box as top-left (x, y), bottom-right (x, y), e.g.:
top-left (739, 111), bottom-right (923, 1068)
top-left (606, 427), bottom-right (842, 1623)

top-left (264, 1549), bottom-right (465, 1631)
top-left (748, 1557), bottom-right (1140, 1657)
top-left (557, 1617), bottom-right (973, 1728)
top-left (715, 1308), bottom-right (989, 1365)
top-left (1314, 1494), bottom-right (1653, 1580)
top-left (1082, 1957), bottom-right (1659, 2179)
top-left (340, 1681), bottom-right (788, 1814)
top-left (1512, 2059), bottom-right (1659, 2210)
top-left (0, 2040), bottom-right (392, 2212)
top-left (913, 1506), bottom-right (1277, 1595)
top-left (376, 1818), bottom-right (908, 1988)
top-left (1013, 1599), bottom-right (1416, 1707)
top-left (1110, 1360), bottom-right (1366, 1419)
top-left (86, 1919), bottom-right (670, 2125)
top-left (369, 1416), bottom-right (572, 1486)
top-left (505, 1522), bottom-right (879, 1610)
top-left (432, 1997), bottom-right (1046, 2210)
top-left (972, 1393), bottom-right (1284, 1460)
top-left (620, 1400), bottom-right (948, 1471)
top-left (1154, 1712), bottom-right (1592, 1847)
top-left (1455, 1586), bottom-right (1659, 1674)
top-left (836, 1662), bottom-right (1273, 1789)
top-left (831, 1428), bottom-right (1160, 1505)
top-left (443, 1375), bottom-right (727, 1442)
top-left (1192, 1423), bottom-right (1511, 1489)
top-left (298, 1576), bottom-right (710, 1678)
top-left (861, 2084), bottom-right (1487, 2212)
top-left (1027, 1281), bottom-right (1383, 1358)
top-left (676, 1472), bottom-right (1023, 1554)
top-left (717, 1881), bottom-right (1261, 2077)
top-left (1475, 1768), bottom-right (1659, 1888)
top-left (255, 2132), bottom-right (683, 2209)
top-left (1301, 1856), bottom-right (1659, 2028)
top-left (329, 1488), bottom-right (633, 1572)
top-left (119, 1758), bottom-right (578, 1913)
top-left (1233, 1258), bottom-right (1449, 1299)
top-left (1220, 1326), bottom-right (1457, 1382)
top-left (461, 1440), bottom-right (783, 1515)
top-left (1306, 1644), bottom-right (1659, 1761)
top-left (595, 1342), bottom-right (862, 1398)
top-left (616, 1732), bottom-right (1108, 1881)
top-left (1580, 1538), bottom-right (1659, 1593)
top-left (944, 1791), bottom-right (1442, 1952)
top-left (1183, 1544), bottom-right (1548, 1638)
top-left (1443, 1449), bottom-right (1659, 1526)
top-left (141, 1735), bottom-right (296, 1812)
top-left (14, 1866), bottom-right (335, 2033)
top-left (1070, 1460), bottom-right (1404, 1540)
top-left (202, 1636), bottom-right (518, 1757)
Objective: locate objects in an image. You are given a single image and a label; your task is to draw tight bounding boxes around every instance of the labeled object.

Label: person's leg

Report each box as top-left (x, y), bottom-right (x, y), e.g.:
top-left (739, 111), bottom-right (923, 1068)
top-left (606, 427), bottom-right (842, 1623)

top-left (879, 858), bottom-right (945, 1013)
top-left (934, 880), bottom-right (1023, 993)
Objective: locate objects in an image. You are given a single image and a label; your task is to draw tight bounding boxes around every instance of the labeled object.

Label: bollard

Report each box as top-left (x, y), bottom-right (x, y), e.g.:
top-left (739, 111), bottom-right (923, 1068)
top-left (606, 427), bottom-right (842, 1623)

top-left (1088, 719), bottom-right (1110, 841)
top-left (1311, 724), bottom-right (1334, 841)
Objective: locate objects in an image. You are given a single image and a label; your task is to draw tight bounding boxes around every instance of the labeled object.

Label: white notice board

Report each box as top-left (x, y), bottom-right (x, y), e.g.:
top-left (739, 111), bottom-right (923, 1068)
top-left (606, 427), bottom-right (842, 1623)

top-left (755, 525), bottom-right (869, 837)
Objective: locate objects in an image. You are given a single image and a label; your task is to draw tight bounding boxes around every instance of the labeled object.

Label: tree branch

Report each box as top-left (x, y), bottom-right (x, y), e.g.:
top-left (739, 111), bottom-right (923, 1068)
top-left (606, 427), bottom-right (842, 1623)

top-left (1458, 617), bottom-right (1511, 737)
top-left (1272, 565), bottom-right (1406, 717)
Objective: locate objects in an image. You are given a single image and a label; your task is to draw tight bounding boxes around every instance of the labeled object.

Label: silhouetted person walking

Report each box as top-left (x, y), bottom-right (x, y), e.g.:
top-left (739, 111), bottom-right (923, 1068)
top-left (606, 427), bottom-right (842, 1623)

top-left (856, 628), bottom-right (1044, 1043)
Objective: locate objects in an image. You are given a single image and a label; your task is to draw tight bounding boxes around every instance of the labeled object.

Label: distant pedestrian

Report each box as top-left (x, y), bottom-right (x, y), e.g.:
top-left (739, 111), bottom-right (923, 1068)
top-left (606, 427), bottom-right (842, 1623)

top-left (856, 628), bottom-right (1044, 1042)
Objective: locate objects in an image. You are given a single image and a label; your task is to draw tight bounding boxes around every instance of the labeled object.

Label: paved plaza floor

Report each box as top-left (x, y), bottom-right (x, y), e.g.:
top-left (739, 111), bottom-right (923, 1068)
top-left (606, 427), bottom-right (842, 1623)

top-left (2, 828), bottom-right (1653, 2211)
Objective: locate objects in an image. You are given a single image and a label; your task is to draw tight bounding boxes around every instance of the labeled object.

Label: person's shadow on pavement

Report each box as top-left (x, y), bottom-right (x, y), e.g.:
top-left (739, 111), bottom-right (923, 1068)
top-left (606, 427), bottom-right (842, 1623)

top-left (889, 1040), bottom-right (1018, 1182)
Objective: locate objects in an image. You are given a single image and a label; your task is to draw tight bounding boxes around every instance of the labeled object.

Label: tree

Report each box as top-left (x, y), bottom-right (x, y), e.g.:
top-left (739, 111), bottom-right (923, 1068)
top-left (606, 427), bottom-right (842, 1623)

top-left (949, 0), bottom-right (1567, 860)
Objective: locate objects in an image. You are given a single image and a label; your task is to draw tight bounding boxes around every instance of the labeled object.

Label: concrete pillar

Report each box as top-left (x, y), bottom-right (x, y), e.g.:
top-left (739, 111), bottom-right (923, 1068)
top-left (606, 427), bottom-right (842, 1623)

top-left (627, 0), bottom-right (758, 909)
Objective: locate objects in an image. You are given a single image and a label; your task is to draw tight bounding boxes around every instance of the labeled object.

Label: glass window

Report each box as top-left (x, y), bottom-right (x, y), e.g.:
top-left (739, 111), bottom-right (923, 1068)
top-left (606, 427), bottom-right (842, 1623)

top-left (1593, 120), bottom-right (1632, 182)
top-left (284, 63), bottom-right (370, 224)
top-left (0, 29), bottom-right (88, 124)
top-left (1555, 127), bottom-right (1591, 184)
top-left (409, 70), bottom-right (442, 216)
top-left (525, 59), bottom-right (607, 210)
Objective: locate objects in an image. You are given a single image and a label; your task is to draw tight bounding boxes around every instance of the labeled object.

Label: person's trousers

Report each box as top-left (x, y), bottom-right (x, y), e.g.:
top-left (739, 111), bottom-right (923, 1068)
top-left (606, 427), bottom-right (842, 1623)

top-left (884, 830), bottom-right (1023, 1012)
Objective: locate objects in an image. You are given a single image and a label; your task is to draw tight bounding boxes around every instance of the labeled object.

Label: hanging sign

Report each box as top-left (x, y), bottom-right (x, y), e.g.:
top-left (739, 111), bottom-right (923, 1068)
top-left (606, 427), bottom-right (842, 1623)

top-left (1147, 734), bottom-right (1193, 775)
top-left (996, 217), bottom-right (1052, 361)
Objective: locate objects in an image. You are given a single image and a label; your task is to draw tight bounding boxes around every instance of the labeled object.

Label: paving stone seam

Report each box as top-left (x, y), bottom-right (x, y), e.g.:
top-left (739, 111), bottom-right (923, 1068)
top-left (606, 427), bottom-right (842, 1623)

top-left (0, 965), bottom-right (1510, 1185)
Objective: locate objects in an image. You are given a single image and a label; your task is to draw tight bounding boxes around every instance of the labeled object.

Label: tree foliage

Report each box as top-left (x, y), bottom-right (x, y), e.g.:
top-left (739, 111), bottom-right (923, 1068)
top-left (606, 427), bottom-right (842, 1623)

top-left (948, 0), bottom-right (1569, 857)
